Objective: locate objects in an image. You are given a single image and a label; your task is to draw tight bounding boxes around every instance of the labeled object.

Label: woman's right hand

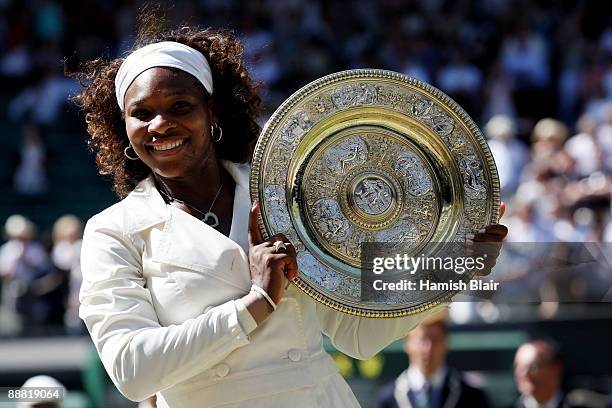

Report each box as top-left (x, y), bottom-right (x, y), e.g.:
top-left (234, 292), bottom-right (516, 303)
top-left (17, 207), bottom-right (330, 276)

top-left (243, 201), bottom-right (298, 323)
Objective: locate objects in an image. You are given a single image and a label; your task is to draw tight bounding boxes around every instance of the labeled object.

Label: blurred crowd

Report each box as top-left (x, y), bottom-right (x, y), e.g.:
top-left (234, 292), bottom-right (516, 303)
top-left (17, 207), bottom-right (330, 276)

top-left (497, 113), bottom-right (612, 243)
top-left (0, 214), bottom-right (83, 336)
top-left (2, 0), bottom-right (612, 120)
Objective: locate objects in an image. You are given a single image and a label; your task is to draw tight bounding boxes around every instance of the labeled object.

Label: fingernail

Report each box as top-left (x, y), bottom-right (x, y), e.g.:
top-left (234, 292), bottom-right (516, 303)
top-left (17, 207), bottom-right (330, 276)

top-left (478, 228), bottom-right (486, 234)
top-left (466, 233), bottom-right (475, 240)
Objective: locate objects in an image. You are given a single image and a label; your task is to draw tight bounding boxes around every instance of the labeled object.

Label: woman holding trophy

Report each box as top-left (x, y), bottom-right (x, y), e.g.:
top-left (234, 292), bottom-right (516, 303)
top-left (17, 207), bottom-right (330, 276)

top-left (75, 21), bottom-right (506, 408)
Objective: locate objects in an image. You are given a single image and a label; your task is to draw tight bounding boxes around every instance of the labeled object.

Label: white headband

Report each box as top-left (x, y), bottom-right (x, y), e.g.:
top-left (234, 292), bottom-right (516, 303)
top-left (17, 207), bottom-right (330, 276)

top-left (115, 41), bottom-right (214, 111)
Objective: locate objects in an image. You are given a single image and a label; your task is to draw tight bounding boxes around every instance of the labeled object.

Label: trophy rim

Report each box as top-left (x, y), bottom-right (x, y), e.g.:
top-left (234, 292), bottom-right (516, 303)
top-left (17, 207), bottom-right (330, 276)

top-left (250, 68), bottom-right (500, 317)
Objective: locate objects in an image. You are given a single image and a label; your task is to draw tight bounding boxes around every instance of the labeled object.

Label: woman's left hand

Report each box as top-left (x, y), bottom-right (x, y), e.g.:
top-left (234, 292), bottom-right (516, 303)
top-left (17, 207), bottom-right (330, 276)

top-left (466, 202), bottom-right (508, 276)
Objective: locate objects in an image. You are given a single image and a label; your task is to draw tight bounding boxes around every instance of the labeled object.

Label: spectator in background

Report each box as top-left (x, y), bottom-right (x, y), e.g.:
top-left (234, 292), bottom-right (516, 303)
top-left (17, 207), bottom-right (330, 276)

top-left (595, 103), bottom-right (612, 172)
top-left (377, 312), bottom-right (491, 408)
top-left (34, 0), bottom-right (64, 42)
top-left (555, 13), bottom-right (585, 124)
top-left (18, 374), bottom-right (65, 408)
top-left (512, 339), bottom-right (591, 408)
top-left (0, 215), bottom-right (56, 335)
top-left (436, 52), bottom-right (483, 118)
top-left (482, 60), bottom-right (517, 123)
top-left (13, 123), bottom-right (48, 196)
top-left (7, 65), bottom-right (78, 126)
top-left (501, 24), bottom-right (552, 122)
top-left (0, 4), bottom-right (34, 92)
top-left (579, 53), bottom-right (610, 124)
top-left (511, 118), bottom-right (575, 241)
top-left (400, 52), bottom-right (432, 84)
top-left (565, 114), bottom-right (604, 178)
top-left (0, 40), bottom-right (32, 88)
top-left (485, 115), bottom-right (528, 199)
top-left (50, 214), bottom-right (83, 334)
top-left (530, 118), bottom-right (572, 168)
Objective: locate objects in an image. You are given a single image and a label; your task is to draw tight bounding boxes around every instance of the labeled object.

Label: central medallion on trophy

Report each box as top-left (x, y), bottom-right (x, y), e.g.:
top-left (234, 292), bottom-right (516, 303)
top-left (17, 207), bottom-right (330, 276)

top-left (353, 176), bottom-right (393, 215)
top-left (298, 125), bottom-right (442, 267)
top-left (340, 166), bottom-right (403, 230)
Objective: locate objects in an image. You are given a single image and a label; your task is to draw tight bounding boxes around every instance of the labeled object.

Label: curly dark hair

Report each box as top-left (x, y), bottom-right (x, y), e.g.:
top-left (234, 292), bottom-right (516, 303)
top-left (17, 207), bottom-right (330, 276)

top-left (72, 25), bottom-right (261, 198)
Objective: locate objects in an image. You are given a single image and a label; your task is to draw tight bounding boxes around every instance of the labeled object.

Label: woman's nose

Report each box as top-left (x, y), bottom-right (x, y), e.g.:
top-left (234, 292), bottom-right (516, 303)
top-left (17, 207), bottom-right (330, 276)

top-left (148, 114), bottom-right (175, 134)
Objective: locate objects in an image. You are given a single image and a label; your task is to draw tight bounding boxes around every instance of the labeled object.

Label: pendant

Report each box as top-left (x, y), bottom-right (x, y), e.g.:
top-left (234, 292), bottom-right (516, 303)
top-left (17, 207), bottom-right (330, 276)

top-left (203, 212), bottom-right (219, 228)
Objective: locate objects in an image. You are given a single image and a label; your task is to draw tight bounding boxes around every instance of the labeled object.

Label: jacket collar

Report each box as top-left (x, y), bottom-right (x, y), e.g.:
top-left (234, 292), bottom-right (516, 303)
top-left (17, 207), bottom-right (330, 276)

top-left (122, 160), bottom-right (251, 235)
top-left (393, 367), bottom-right (461, 408)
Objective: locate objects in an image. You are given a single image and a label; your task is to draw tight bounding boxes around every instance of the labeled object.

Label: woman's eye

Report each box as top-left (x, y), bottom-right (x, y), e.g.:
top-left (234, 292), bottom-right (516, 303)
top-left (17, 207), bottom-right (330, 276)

top-left (131, 109), bottom-right (151, 120)
top-left (172, 101), bottom-right (191, 111)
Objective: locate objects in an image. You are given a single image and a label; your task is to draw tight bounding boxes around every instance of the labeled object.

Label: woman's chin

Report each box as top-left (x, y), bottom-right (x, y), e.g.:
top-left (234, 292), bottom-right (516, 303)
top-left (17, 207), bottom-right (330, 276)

top-left (152, 166), bottom-right (190, 179)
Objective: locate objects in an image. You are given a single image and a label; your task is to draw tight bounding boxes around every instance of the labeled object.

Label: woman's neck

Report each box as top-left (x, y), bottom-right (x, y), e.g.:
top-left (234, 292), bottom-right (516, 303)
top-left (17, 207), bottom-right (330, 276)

top-left (154, 160), bottom-right (225, 210)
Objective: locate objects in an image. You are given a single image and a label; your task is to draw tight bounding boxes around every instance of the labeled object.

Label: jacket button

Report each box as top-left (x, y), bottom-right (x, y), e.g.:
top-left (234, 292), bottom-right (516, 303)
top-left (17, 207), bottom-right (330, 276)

top-left (288, 349), bottom-right (301, 362)
top-left (215, 363), bottom-right (230, 377)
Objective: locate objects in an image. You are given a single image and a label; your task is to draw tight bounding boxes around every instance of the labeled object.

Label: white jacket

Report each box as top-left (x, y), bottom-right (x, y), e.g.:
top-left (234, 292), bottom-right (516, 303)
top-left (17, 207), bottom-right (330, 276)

top-left (79, 160), bottom-right (442, 408)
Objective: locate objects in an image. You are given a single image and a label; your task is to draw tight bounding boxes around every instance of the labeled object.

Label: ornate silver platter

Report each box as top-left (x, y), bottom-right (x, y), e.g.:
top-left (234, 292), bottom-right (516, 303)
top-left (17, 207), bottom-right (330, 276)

top-left (250, 69), bottom-right (500, 317)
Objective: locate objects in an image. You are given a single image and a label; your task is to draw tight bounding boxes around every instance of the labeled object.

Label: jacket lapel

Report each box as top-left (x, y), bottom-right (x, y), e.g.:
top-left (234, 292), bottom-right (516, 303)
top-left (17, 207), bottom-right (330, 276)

top-left (223, 160), bottom-right (252, 254)
top-left (123, 176), bottom-right (169, 234)
top-left (121, 162), bottom-right (253, 290)
top-left (393, 369), bottom-right (414, 408)
top-left (441, 370), bottom-right (461, 408)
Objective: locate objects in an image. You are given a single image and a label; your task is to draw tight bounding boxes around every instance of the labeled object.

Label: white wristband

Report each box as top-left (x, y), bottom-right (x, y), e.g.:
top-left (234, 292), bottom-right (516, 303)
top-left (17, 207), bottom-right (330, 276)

top-left (250, 284), bottom-right (277, 311)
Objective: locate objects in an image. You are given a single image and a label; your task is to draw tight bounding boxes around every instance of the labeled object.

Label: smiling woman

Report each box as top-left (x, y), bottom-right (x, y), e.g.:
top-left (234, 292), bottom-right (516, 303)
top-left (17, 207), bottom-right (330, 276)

top-left (74, 27), bottom-right (260, 199)
top-left (71, 17), bottom-right (505, 408)
top-left (123, 68), bottom-right (215, 177)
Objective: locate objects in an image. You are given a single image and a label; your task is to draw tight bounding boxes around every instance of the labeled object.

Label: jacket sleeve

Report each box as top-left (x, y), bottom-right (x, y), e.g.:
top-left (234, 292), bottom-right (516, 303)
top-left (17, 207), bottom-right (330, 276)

top-left (315, 302), bottom-right (447, 360)
top-left (79, 217), bottom-right (255, 402)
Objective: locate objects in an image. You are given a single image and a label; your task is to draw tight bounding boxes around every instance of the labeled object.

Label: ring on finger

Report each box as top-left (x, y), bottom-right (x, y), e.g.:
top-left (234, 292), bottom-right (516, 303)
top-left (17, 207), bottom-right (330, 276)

top-left (273, 240), bottom-right (288, 253)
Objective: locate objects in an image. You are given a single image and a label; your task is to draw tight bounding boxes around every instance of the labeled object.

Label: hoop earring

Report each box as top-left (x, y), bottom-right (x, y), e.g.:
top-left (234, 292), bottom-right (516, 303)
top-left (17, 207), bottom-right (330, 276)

top-left (211, 123), bottom-right (223, 143)
top-left (123, 143), bottom-right (140, 161)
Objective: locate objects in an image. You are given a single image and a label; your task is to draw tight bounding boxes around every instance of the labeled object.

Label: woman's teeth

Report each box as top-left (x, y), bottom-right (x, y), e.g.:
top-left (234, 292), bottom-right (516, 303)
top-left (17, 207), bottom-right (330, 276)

top-left (152, 139), bottom-right (184, 151)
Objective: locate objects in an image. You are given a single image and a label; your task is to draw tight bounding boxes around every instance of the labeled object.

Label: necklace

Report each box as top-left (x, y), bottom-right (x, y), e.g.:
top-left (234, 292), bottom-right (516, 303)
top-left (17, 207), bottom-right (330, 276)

top-left (157, 179), bottom-right (224, 228)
